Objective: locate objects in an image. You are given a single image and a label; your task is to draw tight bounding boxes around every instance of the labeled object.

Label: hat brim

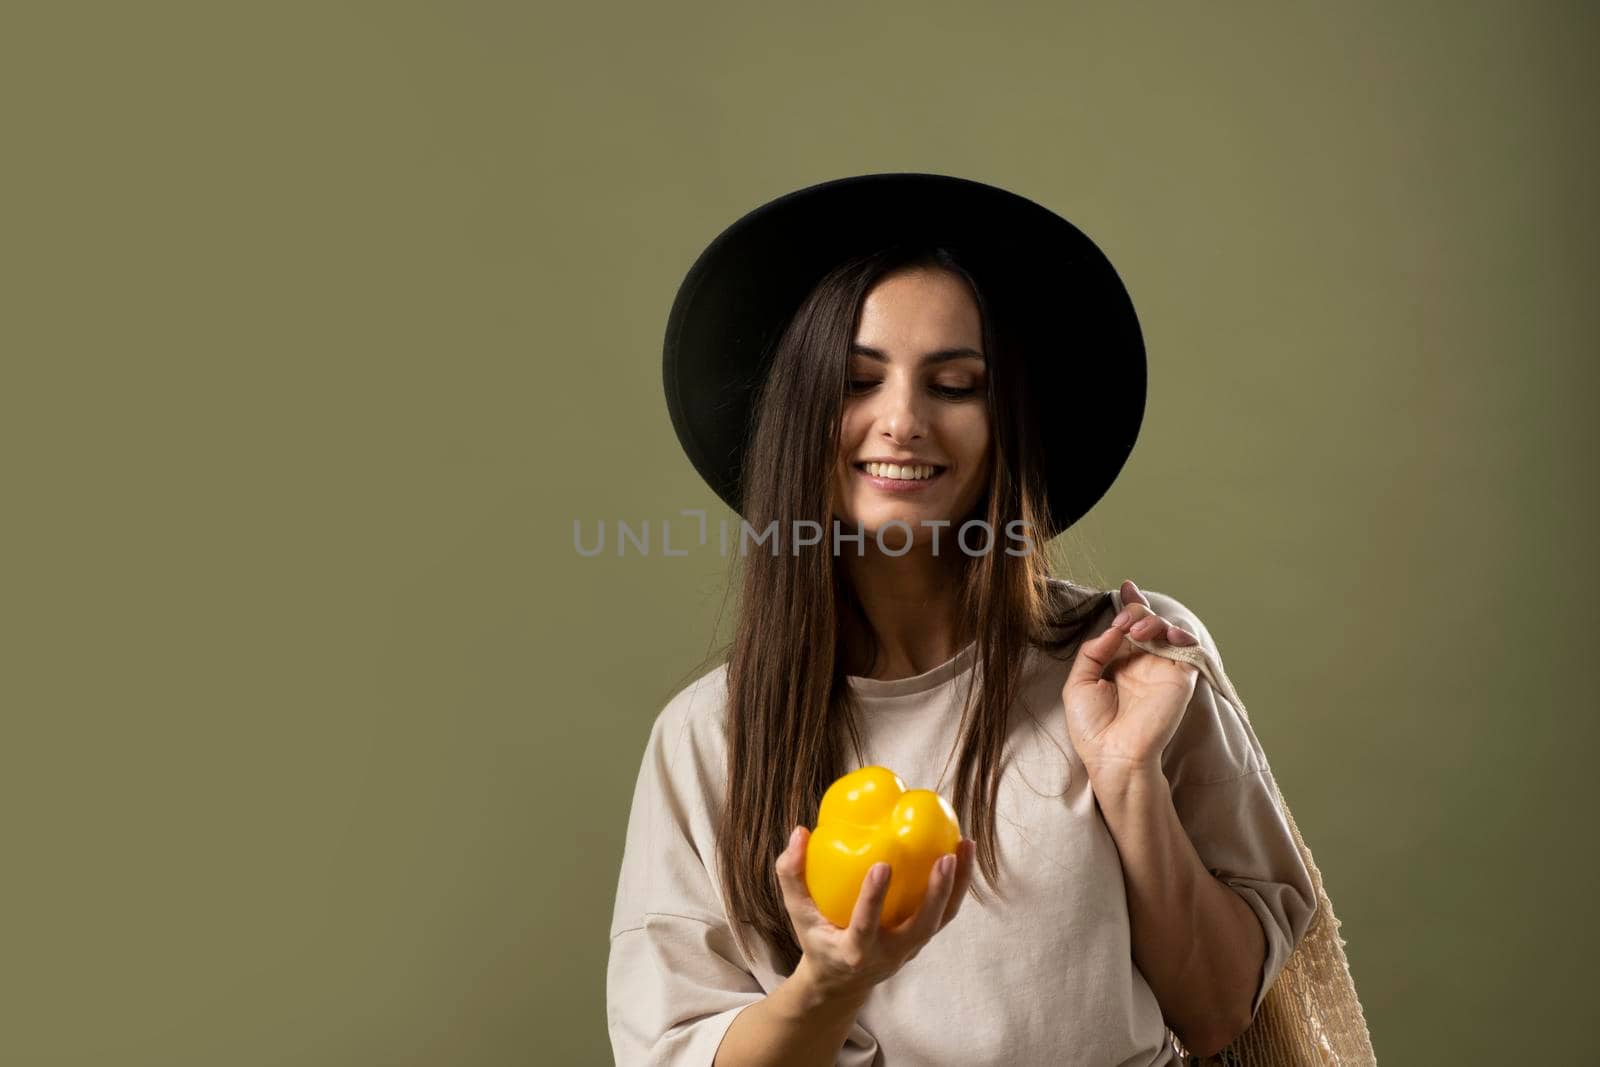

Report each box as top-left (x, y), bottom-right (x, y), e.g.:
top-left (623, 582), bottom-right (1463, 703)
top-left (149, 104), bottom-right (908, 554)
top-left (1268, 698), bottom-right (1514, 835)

top-left (663, 171), bottom-right (1146, 534)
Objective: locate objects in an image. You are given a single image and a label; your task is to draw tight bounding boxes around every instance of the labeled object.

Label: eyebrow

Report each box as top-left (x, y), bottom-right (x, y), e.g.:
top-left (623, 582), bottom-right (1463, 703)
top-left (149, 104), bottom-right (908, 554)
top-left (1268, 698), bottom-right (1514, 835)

top-left (849, 343), bottom-right (986, 366)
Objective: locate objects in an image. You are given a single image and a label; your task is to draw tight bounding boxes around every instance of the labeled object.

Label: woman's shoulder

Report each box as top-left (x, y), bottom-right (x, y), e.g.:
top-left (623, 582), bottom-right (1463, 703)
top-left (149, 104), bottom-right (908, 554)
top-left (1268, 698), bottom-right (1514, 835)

top-left (1103, 581), bottom-right (1218, 646)
top-left (1043, 575), bottom-right (1110, 611)
top-left (1038, 576), bottom-right (1116, 640)
top-left (1034, 578), bottom-right (1225, 669)
top-left (1044, 576), bottom-right (1213, 631)
top-left (641, 659), bottom-right (733, 772)
top-left (661, 659), bottom-right (730, 723)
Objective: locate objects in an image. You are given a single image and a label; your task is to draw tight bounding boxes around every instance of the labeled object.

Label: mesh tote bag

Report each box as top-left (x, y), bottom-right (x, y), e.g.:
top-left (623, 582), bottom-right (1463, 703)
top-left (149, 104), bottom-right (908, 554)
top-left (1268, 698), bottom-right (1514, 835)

top-left (1106, 589), bottom-right (1378, 1067)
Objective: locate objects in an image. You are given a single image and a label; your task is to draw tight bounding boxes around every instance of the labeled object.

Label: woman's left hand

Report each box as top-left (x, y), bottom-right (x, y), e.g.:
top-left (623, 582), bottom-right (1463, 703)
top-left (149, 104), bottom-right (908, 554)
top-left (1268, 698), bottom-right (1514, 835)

top-left (1062, 580), bottom-right (1201, 781)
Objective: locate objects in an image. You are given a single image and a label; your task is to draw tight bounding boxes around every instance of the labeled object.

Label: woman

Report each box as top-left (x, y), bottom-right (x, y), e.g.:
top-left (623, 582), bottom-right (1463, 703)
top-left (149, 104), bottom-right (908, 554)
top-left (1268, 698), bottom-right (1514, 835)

top-left (607, 174), bottom-right (1324, 1066)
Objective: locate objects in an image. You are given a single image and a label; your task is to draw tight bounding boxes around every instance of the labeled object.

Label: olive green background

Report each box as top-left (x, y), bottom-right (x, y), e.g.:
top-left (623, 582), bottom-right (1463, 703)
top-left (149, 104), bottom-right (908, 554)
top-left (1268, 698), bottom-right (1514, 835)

top-left (4, 2), bottom-right (1594, 1064)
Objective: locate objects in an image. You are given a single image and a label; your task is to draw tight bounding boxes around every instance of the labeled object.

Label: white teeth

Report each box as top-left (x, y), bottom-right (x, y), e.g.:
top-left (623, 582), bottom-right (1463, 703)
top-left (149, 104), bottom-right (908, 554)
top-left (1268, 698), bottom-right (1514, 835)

top-left (864, 462), bottom-right (936, 480)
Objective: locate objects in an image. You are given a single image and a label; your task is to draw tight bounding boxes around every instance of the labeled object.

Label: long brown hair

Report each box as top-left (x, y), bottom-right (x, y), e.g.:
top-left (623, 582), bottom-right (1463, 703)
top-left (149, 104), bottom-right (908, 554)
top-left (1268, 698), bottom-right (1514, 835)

top-left (706, 242), bottom-right (1109, 974)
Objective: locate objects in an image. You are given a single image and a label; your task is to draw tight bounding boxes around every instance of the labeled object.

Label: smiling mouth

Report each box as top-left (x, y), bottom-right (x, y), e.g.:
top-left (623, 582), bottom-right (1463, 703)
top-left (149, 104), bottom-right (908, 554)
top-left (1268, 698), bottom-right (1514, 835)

top-left (854, 462), bottom-right (946, 483)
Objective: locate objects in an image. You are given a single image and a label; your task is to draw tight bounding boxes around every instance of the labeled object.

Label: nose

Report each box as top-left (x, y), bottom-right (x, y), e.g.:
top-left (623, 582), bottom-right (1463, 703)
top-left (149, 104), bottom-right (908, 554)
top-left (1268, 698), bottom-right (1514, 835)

top-left (875, 376), bottom-right (927, 444)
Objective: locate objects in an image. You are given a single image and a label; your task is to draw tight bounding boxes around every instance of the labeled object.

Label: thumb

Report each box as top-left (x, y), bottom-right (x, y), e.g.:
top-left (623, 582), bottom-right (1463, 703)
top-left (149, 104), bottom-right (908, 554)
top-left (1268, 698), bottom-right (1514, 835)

top-left (1067, 624), bottom-right (1124, 690)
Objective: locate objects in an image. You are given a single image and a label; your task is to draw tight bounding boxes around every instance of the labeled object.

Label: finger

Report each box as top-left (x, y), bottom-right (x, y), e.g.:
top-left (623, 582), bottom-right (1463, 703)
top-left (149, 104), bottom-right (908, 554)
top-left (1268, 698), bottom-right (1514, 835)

top-left (1117, 581), bottom-right (1196, 646)
top-left (773, 826), bottom-right (824, 926)
top-left (939, 839), bottom-right (976, 927)
top-left (846, 862), bottom-right (892, 943)
top-left (1129, 612), bottom-right (1169, 640)
top-left (1128, 612), bottom-right (1197, 647)
top-left (897, 852), bottom-right (958, 944)
top-left (1110, 601), bottom-right (1154, 632)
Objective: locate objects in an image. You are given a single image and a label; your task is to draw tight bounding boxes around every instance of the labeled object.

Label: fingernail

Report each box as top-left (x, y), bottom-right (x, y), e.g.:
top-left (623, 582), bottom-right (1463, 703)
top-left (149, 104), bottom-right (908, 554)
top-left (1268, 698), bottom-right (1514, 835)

top-left (1112, 610), bottom-right (1132, 627)
top-left (939, 855), bottom-right (955, 877)
top-left (872, 864), bottom-right (889, 884)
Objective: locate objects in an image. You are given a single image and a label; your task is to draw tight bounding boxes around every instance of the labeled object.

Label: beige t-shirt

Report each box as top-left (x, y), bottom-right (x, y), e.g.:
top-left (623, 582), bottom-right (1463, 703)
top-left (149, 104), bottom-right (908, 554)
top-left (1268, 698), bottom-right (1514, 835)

top-left (606, 582), bottom-right (1317, 1065)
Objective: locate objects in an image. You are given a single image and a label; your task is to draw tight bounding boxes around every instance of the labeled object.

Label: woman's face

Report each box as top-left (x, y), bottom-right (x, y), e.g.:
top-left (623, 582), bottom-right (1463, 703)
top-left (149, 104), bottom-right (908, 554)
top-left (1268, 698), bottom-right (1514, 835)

top-left (831, 267), bottom-right (992, 548)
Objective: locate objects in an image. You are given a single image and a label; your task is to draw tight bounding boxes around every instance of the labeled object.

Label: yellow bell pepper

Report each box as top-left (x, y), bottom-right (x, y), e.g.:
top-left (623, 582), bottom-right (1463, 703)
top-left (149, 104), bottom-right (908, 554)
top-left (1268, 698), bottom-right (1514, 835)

top-left (805, 765), bottom-right (962, 928)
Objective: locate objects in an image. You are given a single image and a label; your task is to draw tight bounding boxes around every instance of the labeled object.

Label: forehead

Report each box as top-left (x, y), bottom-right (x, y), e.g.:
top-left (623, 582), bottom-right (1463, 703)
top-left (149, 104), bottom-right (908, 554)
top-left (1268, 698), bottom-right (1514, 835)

top-left (853, 269), bottom-right (982, 346)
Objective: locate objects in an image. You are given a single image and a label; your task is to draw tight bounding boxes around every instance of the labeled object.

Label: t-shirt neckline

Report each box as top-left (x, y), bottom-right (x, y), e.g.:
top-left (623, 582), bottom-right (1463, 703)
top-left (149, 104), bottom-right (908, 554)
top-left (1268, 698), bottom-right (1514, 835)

top-left (845, 639), bottom-right (979, 700)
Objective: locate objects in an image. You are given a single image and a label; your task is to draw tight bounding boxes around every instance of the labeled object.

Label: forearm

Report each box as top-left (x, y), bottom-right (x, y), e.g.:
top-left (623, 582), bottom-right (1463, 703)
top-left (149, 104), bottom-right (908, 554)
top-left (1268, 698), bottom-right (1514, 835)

top-left (712, 956), bottom-right (868, 1067)
top-left (1090, 767), bottom-right (1266, 1058)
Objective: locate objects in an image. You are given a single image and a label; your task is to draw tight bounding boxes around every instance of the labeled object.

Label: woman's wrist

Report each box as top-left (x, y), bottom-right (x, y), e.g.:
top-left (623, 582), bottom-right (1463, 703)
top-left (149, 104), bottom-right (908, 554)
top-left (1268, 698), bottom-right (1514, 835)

top-left (713, 955), bottom-right (871, 1066)
top-left (1085, 759), bottom-right (1167, 796)
top-left (787, 954), bottom-right (872, 1017)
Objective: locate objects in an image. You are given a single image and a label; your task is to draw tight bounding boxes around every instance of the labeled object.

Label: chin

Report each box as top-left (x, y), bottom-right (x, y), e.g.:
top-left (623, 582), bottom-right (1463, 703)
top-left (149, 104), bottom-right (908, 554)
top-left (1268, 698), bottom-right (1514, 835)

top-left (854, 506), bottom-right (949, 536)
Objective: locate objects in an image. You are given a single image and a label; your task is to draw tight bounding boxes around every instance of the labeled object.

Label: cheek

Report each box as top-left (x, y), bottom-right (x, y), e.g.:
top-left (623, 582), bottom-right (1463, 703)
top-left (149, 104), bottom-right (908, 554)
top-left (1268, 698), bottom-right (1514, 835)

top-left (951, 420), bottom-right (991, 498)
top-left (952, 412), bottom-right (990, 467)
top-left (835, 411), bottom-right (867, 459)
top-left (832, 418), bottom-right (859, 482)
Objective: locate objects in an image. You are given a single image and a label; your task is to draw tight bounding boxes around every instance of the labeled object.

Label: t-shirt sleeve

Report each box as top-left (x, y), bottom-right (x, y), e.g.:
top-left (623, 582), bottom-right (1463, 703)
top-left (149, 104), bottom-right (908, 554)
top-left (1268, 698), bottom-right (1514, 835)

top-left (608, 920), bottom-right (764, 1066)
top-left (606, 679), bottom-right (768, 1065)
top-left (1146, 591), bottom-right (1319, 1022)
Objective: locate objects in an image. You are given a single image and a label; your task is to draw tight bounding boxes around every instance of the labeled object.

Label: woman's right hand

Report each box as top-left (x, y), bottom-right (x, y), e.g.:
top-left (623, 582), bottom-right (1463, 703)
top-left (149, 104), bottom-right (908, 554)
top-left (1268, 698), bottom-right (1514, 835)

top-left (774, 825), bottom-right (976, 1004)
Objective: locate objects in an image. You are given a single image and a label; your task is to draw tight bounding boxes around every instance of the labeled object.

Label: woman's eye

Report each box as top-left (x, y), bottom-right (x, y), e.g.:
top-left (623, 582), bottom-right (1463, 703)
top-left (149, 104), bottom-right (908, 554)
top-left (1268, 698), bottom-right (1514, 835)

top-left (844, 379), bottom-right (980, 398)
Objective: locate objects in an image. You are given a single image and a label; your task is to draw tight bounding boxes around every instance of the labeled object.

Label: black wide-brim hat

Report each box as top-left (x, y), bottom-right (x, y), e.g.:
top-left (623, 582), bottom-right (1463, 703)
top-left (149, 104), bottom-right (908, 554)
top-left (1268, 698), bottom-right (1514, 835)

top-left (662, 171), bottom-right (1146, 535)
